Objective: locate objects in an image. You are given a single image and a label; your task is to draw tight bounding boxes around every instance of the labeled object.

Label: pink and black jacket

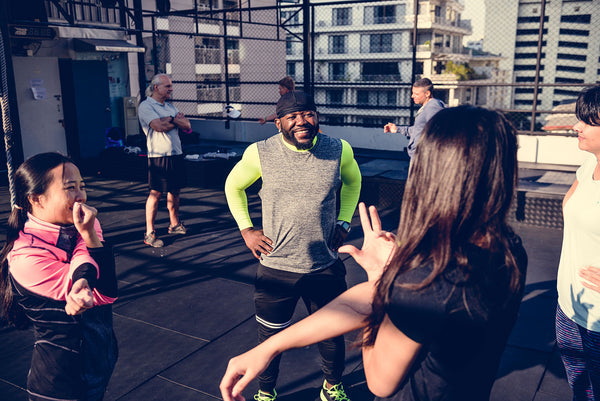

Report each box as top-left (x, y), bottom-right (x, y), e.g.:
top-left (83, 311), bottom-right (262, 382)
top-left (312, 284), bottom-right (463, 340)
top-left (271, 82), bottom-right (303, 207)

top-left (8, 214), bottom-right (118, 401)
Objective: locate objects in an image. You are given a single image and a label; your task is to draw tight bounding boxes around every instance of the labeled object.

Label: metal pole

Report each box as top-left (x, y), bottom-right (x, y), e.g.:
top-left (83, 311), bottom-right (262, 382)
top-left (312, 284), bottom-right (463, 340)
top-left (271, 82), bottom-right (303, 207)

top-left (530, 0), bottom-right (547, 133)
top-left (0, 0), bottom-right (24, 206)
top-left (133, 0), bottom-right (147, 100)
top-left (302, 0), bottom-right (311, 95)
top-left (223, 10), bottom-right (230, 129)
top-left (410, 0), bottom-right (418, 124)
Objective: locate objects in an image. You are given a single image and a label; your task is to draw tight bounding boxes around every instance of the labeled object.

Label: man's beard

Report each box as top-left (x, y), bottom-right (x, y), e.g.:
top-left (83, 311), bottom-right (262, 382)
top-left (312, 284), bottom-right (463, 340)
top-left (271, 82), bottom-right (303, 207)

top-left (281, 123), bottom-right (319, 150)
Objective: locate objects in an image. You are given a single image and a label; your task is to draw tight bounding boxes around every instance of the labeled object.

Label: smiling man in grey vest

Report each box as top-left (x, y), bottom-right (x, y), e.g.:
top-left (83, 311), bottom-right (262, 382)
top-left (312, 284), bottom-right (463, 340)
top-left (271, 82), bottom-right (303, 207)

top-left (225, 91), bottom-right (362, 401)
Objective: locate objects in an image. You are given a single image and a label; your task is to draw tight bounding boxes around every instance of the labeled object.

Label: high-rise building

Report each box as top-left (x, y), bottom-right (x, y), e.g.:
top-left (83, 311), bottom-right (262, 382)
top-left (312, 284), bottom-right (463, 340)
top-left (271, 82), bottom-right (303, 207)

top-left (484, 0), bottom-right (599, 110)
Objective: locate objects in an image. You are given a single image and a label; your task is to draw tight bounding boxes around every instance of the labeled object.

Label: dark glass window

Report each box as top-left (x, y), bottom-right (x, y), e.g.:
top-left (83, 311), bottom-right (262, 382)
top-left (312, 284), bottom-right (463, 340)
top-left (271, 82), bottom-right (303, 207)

top-left (514, 53), bottom-right (545, 59)
top-left (556, 65), bottom-right (585, 73)
top-left (516, 41), bottom-right (547, 47)
top-left (517, 28), bottom-right (547, 35)
top-left (329, 62), bottom-right (347, 80)
top-left (332, 7), bottom-right (351, 26)
top-left (361, 62), bottom-right (400, 81)
top-left (559, 28), bottom-right (589, 36)
top-left (557, 53), bottom-right (586, 61)
top-left (558, 41), bottom-right (587, 49)
top-left (517, 16), bottom-right (548, 23)
top-left (328, 35), bottom-right (347, 54)
top-left (561, 14), bottom-right (591, 23)
top-left (555, 77), bottom-right (584, 83)
top-left (327, 90), bottom-right (344, 104)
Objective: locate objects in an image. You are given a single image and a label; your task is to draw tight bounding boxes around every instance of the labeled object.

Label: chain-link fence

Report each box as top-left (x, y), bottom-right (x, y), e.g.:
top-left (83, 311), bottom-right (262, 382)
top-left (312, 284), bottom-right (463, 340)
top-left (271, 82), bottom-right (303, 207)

top-left (4, 0), bottom-right (600, 132)
top-left (144, 0), bottom-right (597, 133)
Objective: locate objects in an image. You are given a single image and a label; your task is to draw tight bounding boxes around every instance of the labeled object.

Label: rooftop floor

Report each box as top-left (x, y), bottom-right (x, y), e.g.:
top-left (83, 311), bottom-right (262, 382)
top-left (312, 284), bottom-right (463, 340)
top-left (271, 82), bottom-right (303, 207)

top-left (0, 153), bottom-right (573, 401)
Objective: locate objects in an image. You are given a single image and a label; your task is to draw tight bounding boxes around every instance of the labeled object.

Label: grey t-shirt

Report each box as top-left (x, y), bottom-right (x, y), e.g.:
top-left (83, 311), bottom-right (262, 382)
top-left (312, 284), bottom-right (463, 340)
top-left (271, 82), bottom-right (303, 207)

top-left (138, 97), bottom-right (182, 158)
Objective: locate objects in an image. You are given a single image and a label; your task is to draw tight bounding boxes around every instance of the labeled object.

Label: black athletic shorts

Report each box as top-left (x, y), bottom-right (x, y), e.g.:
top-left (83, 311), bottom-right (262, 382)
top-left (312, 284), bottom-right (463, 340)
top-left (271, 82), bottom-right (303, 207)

top-left (148, 155), bottom-right (186, 193)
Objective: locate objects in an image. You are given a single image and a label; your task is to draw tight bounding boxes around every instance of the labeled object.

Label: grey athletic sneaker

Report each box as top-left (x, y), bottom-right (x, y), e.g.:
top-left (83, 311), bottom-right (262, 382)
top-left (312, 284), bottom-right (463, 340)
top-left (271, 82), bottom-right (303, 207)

top-left (144, 231), bottom-right (164, 247)
top-left (168, 222), bottom-right (187, 235)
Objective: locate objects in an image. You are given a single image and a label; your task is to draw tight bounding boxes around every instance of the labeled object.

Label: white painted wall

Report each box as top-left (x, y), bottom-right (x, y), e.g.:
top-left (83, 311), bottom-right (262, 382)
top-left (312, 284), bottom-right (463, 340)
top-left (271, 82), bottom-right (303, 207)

top-left (190, 119), bottom-right (589, 166)
top-left (12, 57), bottom-right (68, 159)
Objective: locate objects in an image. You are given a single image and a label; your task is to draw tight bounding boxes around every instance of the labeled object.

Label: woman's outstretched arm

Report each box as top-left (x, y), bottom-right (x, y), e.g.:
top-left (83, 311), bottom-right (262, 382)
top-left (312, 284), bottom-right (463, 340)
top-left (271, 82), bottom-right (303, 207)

top-left (219, 281), bottom-right (375, 401)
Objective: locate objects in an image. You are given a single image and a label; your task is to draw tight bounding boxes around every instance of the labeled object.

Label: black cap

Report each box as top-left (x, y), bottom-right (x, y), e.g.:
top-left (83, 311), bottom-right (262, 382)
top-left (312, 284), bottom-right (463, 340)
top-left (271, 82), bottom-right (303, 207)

top-left (276, 91), bottom-right (317, 119)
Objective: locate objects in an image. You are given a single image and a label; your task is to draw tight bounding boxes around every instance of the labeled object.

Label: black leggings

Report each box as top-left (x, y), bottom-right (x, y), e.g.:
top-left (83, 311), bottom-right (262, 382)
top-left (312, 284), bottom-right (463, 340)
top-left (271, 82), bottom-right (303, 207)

top-left (253, 260), bottom-right (347, 393)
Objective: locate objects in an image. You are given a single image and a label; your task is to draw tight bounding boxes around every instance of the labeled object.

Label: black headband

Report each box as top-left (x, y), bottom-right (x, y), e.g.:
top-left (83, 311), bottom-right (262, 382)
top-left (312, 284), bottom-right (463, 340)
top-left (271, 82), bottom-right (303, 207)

top-left (276, 91), bottom-right (317, 118)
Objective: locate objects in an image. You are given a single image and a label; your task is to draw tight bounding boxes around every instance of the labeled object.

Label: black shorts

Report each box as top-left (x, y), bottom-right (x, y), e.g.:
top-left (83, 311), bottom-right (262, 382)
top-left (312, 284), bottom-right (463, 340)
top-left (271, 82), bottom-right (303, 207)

top-left (148, 155), bottom-right (186, 193)
top-left (253, 259), bottom-right (347, 326)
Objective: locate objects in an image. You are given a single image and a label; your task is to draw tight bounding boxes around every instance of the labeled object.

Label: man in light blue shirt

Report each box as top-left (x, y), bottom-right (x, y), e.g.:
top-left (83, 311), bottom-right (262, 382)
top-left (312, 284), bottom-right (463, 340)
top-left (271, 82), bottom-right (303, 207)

top-left (138, 74), bottom-right (191, 247)
top-left (384, 78), bottom-right (445, 158)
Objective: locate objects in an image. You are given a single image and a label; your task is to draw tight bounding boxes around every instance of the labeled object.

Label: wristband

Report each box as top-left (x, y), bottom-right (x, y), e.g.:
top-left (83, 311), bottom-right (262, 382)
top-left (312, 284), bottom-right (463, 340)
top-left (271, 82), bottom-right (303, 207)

top-left (336, 220), bottom-right (351, 233)
top-left (170, 116), bottom-right (175, 124)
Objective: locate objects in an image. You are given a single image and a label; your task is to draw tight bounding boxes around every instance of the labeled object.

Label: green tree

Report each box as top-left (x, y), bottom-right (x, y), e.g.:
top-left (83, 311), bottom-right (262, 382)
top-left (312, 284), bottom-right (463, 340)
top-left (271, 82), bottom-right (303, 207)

top-left (445, 61), bottom-right (475, 81)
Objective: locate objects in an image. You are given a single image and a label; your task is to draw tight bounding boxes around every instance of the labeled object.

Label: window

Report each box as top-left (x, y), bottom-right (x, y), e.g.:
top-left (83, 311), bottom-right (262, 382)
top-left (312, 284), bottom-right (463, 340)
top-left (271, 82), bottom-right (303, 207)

top-left (361, 34), bottom-right (395, 53)
top-left (327, 90), bottom-right (344, 105)
top-left (361, 62), bottom-right (400, 81)
top-left (281, 10), bottom-right (300, 24)
top-left (515, 88), bottom-right (542, 94)
top-left (287, 62), bottom-right (296, 78)
top-left (514, 65), bottom-right (544, 71)
top-left (357, 90), bottom-right (397, 107)
top-left (321, 115), bottom-right (345, 125)
top-left (286, 37), bottom-right (294, 55)
top-left (329, 35), bottom-right (347, 54)
top-left (516, 76), bottom-right (544, 83)
top-left (514, 53), bottom-right (545, 59)
top-left (517, 28), bottom-right (548, 35)
top-left (556, 65), bottom-right (585, 73)
top-left (559, 41), bottom-right (587, 49)
top-left (555, 77), bottom-right (584, 83)
top-left (559, 28), bottom-right (589, 36)
top-left (558, 53), bottom-right (586, 61)
top-left (555, 89), bottom-right (582, 96)
top-left (332, 7), bottom-right (351, 26)
top-left (329, 62), bottom-right (347, 80)
top-left (359, 117), bottom-right (388, 127)
top-left (517, 16), bottom-right (548, 23)
top-left (364, 5), bottom-right (397, 24)
top-left (561, 14), bottom-right (591, 23)
top-left (516, 41), bottom-right (547, 47)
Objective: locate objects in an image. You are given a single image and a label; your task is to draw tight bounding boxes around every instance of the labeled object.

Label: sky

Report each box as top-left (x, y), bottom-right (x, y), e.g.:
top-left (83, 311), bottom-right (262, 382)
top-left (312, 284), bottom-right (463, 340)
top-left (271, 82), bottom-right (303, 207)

top-left (461, 0), bottom-right (486, 42)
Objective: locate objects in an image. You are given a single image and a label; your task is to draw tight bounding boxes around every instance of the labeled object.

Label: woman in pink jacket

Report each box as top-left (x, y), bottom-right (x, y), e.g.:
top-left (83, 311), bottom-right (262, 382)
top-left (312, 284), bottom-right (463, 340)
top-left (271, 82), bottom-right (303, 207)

top-left (0, 152), bottom-right (118, 401)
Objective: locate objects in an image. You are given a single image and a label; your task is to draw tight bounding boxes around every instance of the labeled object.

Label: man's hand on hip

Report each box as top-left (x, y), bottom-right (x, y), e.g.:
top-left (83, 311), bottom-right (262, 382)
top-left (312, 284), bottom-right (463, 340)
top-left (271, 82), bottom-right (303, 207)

top-left (241, 227), bottom-right (273, 259)
top-left (330, 224), bottom-right (349, 252)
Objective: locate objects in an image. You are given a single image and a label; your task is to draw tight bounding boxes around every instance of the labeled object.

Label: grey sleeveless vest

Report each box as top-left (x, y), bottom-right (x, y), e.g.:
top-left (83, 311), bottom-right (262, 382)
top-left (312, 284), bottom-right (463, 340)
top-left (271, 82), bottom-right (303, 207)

top-left (257, 133), bottom-right (342, 273)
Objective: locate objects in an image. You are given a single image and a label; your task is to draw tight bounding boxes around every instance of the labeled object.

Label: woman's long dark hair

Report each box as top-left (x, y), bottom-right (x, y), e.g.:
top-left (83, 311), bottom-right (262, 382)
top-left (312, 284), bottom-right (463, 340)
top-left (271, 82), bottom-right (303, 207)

top-left (0, 152), bottom-right (73, 328)
top-left (364, 106), bottom-right (522, 345)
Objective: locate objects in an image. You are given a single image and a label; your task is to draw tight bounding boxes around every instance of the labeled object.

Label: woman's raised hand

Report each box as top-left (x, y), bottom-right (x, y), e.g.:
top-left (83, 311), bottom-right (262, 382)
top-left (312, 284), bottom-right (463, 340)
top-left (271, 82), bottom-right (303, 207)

top-left (338, 202), bottom-right (397, 282)
top-left (73, 202), bottom-right (102, 248)
top-left (65, 278), bottom-right (94, 315)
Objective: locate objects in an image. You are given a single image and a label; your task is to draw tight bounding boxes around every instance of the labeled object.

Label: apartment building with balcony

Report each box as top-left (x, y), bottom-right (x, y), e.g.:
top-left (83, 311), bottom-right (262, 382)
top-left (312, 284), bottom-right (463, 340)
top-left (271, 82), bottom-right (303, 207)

top-left (284, 0), bottom-right (472, 127)
top-left (484, 0), bottom-right (600, 110)
top-left (149, 0), bottom-right (282, 119)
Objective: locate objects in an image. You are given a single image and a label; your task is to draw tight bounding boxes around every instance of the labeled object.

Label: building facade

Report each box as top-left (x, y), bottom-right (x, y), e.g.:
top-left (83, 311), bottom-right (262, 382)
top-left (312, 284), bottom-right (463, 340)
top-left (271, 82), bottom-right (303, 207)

top-left (484, 0), bottom-right (600, 111)
top-left (284, 0), bottom-right (472, 127)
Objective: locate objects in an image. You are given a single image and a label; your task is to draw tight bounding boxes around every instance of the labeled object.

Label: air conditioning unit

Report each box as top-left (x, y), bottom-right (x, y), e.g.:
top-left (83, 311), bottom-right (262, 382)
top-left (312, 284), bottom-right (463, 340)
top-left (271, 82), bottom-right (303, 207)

top-left (317, 21), bottom-right (326, 27)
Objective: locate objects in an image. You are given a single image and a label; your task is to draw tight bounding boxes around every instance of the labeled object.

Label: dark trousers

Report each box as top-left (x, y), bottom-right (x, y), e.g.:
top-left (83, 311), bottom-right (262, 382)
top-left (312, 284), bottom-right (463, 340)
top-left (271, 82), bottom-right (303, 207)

top-left (254, 259), bottom-right (347, 393)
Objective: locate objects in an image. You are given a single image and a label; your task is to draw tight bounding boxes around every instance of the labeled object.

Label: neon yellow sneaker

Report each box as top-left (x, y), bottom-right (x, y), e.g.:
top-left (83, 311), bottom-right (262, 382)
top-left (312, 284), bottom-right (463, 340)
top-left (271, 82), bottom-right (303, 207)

top-left (320, 381), bottom-right (350, 401)
top-left (254, 389), bottom-right (277, 401)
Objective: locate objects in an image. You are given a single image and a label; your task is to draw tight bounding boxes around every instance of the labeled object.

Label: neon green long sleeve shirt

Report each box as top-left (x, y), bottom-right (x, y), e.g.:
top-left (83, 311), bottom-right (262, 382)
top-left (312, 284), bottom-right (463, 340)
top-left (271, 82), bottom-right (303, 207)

top-left (224, 134), bottom-right (362, 230)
